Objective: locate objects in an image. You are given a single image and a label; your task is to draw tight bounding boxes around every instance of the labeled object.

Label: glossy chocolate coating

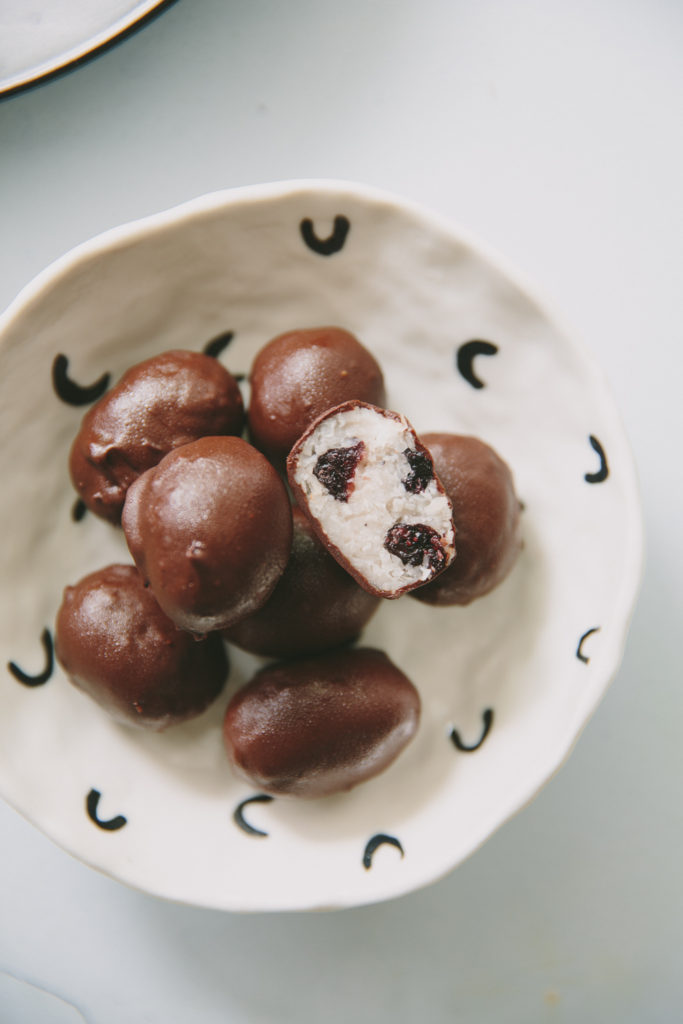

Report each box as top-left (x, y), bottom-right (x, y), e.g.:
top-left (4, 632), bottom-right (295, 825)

top-left (247, 327), bottom-right (386, 468)
top-left (223, 647), bottom-right (420, 798)
top-left (411, 433), bottom-right (522, 606)
top-left (70, 350), bottom-right (245, 524)
top-left (223, 506), bottom-right (380, 658)
top-left (122, 435), bottom-right (293, 634)
top-left (55, 564), bottom-right (228, 730)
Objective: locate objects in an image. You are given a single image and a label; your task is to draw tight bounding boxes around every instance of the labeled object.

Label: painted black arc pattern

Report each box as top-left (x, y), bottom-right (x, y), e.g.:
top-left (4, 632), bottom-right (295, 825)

top-left (233, 794), bottom-right (274, 837)
top-left (576, 627), bottom-right (601, 664)
top-left (450, 708), bottom-right (494, 752)
top-left (52, 354), bottom-right (110, 406)
top-left (72, 498), bottom-right (87, 522)
top-left (585, 435), bottom-right (609, 483)
top-left (7, 629), bottom-right (54, 687)
top-left (300, 215), bottom-right (350, 255)
top-left (86, 789), bottom-right (127, 831)
top-left (456, 340), bottom-right (499, 389)
top-left (203, 330), bottom-right (234, 359)
top-left (363, 834), bottom-right (404, 869)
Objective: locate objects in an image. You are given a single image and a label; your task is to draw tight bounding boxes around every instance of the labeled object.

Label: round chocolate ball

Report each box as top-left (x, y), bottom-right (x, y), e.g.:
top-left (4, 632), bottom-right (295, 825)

top-left (411, 433), bottom-right (522, 606)
top-left (247, 327), bottom-right (386, 468)
top-left (223, 506), bottom-right (380, 658)
top-left (122, 435), bottom-right (293, 634)
top-left (223, 647), bottom-right (420, 798)
top-left (70, 349), bottom-right (245, 524)
top-left (55, 564), bottom-right (228, 730)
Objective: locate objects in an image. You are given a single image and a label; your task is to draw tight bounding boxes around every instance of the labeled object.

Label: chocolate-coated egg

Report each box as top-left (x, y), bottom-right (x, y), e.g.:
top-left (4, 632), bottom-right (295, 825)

top-left (55, 564), bottom-right (228, 730)
top-left (122, 435), bottom-right (293, 634)
top-left (247, 326), bottom-right (385, 468)
top-left (70, 349), bottom-right (244, 523)
top-left (411, 433), bottom-right (522, 606)
top-left (223, 507), bottom-right (380, 658)
top-left (223, 647), bottom-right (420, 798)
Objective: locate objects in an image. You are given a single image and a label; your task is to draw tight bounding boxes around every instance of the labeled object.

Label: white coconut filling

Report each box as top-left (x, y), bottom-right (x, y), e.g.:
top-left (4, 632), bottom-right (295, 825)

top-left (293, 406), bottom-right (455, 593)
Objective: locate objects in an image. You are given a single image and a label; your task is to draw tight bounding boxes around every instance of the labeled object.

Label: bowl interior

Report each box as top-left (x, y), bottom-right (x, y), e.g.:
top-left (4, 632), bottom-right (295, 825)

top-left (0, 182), bottom-right (642, 910)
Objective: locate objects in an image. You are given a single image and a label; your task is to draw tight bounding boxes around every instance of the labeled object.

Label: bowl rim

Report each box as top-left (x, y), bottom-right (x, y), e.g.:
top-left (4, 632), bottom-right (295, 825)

top-left (0, 179), bottom-right (645, 911)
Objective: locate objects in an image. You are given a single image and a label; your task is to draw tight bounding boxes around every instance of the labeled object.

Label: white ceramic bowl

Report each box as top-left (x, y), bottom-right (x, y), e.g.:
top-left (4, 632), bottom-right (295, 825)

top-left (0, 181), bottom-right (643, 911)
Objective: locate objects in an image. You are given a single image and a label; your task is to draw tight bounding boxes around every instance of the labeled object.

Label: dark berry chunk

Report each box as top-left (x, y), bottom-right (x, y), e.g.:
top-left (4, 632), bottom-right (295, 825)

top-left (402, 448), bottom-right (433, 494)
top-left (384, 522), bottom-right (448, 573)
top-left (313, 442), bottom-right (365, 502)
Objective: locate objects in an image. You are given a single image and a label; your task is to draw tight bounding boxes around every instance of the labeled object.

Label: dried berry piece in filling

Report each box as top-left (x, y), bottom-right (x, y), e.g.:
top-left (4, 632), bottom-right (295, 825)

top-left (384, 522), bottom-right (448, 573)
top-left (402, 448), bottom-right (433, 494)
top-left (313, 441), bottom-right (365, 502)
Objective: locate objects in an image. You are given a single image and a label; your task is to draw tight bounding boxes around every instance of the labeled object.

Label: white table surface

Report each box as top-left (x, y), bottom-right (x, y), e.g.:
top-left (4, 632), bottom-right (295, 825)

top-left (1, 2), bottom-right (681, 1021)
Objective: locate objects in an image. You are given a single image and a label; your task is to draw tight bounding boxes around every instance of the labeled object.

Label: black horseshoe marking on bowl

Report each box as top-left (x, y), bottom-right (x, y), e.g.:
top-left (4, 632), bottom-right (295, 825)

top-left (86, 789), bottom-right (127, 831)
top-left (203, 330), bottom-right (234, 359)
top-left (71, 498), bottom-right (87, 522)
top-left (450, 708), bottom-right (494, 752)
top-left (455, 340), bottom-right (499, 389)
top-left (585, 435), bottom-right (609, 483)
top-left (52, 354), bottom-right (110, 406)
top-left (300, 215), bottom-right (350, 256)
top-left (363, 834), bottom-right (404, 870)
top-left (577, 627), bottom-right (601, 664)
top-left (233, 794), bottom-right (274, 837)
top-left (7, 629), bottom-right (54, 687)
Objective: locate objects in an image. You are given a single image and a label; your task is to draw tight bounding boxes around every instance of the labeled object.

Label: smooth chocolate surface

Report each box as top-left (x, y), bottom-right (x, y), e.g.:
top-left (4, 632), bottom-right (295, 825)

top-left (223, 647), bottom-right (420, 798)
top-left (55, 564), bottom-right (228, 730)
top-left (69, 349), bottom-right (244, 523)
top-left (247, 327), bottom-right (385, 468)
top-left (412, 433), bottom-right (522, 606)
top-left (122, 435), bottom-right (293, 633)
top-left (223, 506), bottom-right (380, 658)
